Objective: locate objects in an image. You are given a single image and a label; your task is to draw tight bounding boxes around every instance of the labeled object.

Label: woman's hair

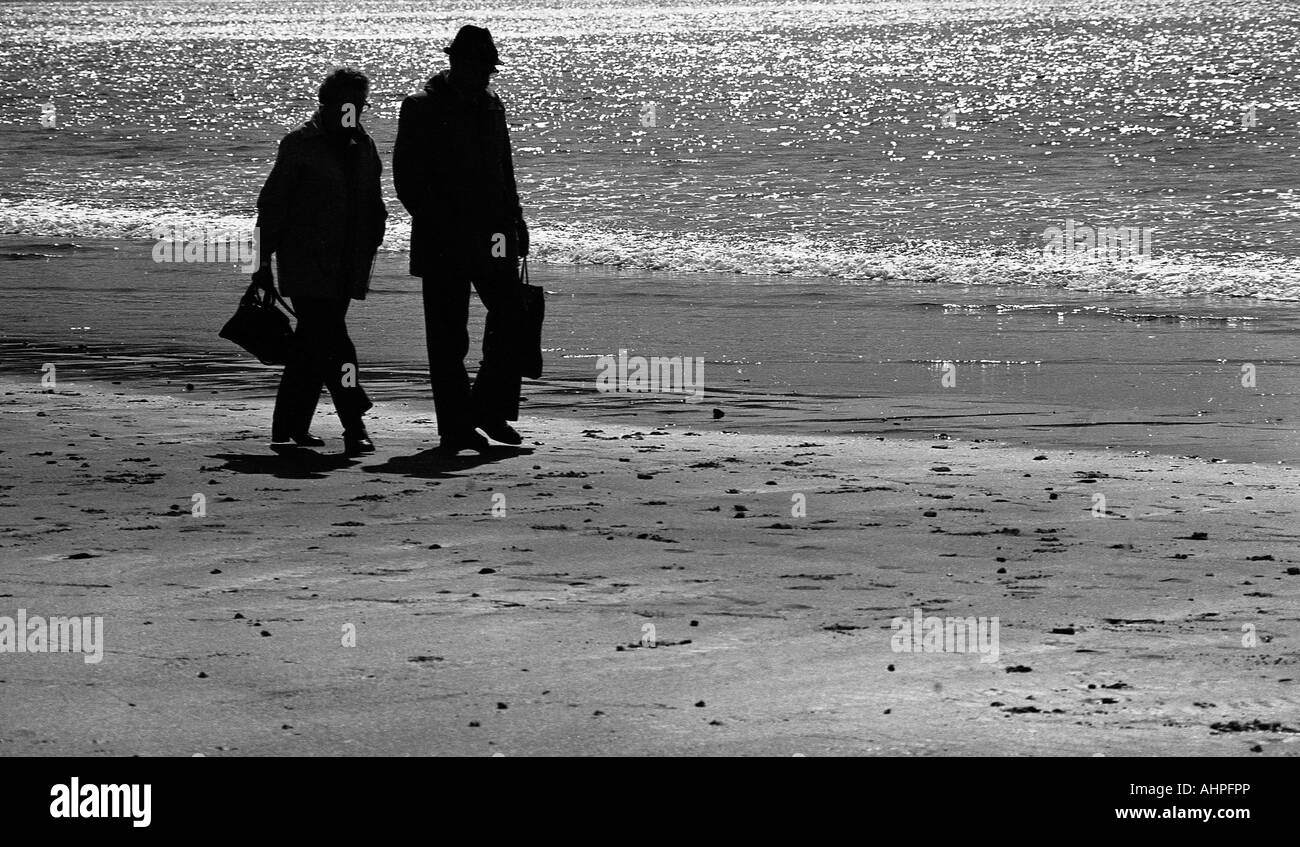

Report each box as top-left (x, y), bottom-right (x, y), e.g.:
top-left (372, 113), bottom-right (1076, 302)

top-left (318, 68), bottom-right (370, 103)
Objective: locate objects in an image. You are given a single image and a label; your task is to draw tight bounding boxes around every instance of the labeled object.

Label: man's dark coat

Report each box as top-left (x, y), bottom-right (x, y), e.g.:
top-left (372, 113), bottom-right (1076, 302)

top-left (393, 70), bottom-right (524, 277)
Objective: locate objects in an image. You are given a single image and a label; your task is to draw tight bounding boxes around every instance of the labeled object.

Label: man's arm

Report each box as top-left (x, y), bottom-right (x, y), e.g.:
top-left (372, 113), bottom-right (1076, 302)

top-left (393, 95), bottom-right (429, 218)
top-left (499, 110), bottom-right (528, 255)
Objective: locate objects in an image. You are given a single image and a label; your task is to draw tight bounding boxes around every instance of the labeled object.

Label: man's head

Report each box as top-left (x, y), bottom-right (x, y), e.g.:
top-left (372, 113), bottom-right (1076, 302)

top-left (444, 25), bottom-right (501, 92)
top-left (318, 67), bottom-right (370, 137)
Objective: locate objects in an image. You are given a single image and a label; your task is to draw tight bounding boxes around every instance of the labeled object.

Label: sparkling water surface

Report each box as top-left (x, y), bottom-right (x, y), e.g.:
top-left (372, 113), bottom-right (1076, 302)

top-left (2, 0), bottom-right (1299, 298)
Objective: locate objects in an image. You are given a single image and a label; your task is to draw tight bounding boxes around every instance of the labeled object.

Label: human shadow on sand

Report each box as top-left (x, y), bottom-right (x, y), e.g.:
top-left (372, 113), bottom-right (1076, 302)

top-left (208, 448), bottom-right (359, 480)
top-left (361, 445), bottom-right (532, 479)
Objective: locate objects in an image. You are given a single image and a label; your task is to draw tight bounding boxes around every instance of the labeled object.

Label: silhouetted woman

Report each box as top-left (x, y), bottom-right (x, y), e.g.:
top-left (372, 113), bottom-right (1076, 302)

top-left (252, 67), bottom-right (387, 456)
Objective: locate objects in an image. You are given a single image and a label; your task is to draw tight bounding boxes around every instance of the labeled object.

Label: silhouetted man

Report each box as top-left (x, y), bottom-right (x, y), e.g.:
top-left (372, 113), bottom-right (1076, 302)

top-left (393, 25), bottom-right (529, 454)
top-left (254, 67), bottom-right (387, 456)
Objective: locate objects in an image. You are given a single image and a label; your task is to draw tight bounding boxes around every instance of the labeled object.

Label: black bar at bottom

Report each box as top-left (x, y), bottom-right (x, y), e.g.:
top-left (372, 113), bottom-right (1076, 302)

top-left (0, 757), bottom-right (1287, 835)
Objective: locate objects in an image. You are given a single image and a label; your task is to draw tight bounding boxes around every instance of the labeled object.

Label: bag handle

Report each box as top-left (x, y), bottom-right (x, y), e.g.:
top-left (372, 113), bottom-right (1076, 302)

top-left (269, 286), bottom-right (297, 318)
top-left (244, 281), bottom-right (297, 318)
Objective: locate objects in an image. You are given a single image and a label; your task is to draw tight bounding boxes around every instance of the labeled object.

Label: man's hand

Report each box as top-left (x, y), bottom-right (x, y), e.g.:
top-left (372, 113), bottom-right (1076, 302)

top-left (251, 265), bottom-right (275, 296)
top-left (516, 217), bottom-right (530, 257)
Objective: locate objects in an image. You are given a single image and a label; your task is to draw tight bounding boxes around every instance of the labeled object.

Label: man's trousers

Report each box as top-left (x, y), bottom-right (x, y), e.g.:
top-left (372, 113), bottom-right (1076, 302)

top-left (421, 251), bottom-right (524, 439)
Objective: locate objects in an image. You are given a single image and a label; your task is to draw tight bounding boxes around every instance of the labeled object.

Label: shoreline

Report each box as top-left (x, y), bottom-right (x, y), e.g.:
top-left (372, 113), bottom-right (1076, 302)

top-left (1, 377), bottom-right (1297, 755)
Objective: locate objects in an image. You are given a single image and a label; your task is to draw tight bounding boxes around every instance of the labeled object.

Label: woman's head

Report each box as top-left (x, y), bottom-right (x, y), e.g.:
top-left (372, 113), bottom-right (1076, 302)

top-left (317, 68), bottom-right (370, 136)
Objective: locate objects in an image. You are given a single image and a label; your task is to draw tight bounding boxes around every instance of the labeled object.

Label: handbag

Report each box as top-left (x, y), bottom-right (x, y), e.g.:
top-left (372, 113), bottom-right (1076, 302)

top-left (219, 282), bottom-right (297, 366)
top-left (518, 258), bottom-right (545, 379)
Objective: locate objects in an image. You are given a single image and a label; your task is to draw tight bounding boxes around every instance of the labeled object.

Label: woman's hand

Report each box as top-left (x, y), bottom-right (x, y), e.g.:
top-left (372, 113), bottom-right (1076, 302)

top-left (251, 265), bottom-right (275, 296)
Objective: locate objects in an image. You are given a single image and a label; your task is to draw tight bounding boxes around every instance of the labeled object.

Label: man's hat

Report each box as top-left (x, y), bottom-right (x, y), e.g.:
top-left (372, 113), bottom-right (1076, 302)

top-left (443, 25), bottom-right (502, 66)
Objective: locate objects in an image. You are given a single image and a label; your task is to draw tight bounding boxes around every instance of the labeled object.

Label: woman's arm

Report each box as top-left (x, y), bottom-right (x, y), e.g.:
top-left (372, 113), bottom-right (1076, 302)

top-left (253, 135), bottom-right (300, 282)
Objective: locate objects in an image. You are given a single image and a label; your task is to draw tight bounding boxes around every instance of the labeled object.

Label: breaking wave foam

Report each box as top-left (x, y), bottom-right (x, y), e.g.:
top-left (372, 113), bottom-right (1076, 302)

top-left (3, 200), bottom-right (1298, 301)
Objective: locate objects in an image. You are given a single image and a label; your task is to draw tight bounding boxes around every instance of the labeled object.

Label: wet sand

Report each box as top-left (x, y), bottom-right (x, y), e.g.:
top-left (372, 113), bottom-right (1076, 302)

top-left (4, 235), bottom-right (1300, 464)
top-left (1, 378), bottom-right (1297, 755)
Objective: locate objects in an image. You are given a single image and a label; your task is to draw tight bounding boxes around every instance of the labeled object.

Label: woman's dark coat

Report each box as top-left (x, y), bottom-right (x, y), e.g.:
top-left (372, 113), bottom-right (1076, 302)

top-left (255, 115), bottom-right (388, 300)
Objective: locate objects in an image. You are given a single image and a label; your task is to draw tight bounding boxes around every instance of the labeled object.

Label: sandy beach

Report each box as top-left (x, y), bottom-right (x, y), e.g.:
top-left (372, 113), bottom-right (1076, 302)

top-left (2, 377), bottom-right (1296, 756)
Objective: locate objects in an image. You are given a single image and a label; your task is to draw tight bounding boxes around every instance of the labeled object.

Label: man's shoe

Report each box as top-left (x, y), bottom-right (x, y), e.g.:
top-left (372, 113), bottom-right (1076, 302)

top-left (436, 431), bottom-right (491, 455)
top-left (476, 420), bottom-right (523, 446)
top-left (271, 432), bottom-right (326, 448)
top-left (343, 429), bottom-right (376, 457)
